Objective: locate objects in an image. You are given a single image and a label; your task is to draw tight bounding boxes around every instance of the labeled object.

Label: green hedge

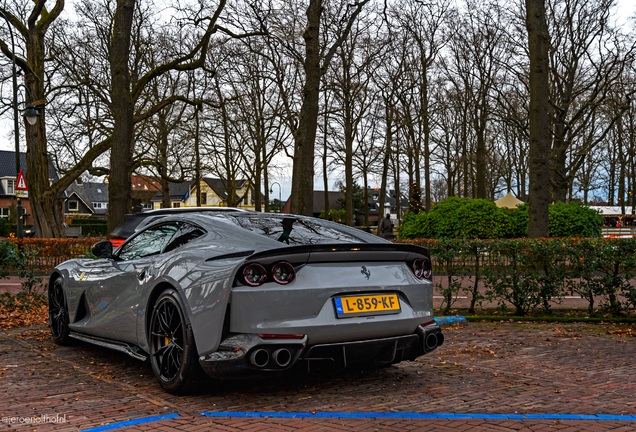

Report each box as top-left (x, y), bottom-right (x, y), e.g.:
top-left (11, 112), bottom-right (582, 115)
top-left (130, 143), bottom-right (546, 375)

top-left (401, 237), bottom-right (636, 317)
top-left (397, 198), bottom-right (602, 239)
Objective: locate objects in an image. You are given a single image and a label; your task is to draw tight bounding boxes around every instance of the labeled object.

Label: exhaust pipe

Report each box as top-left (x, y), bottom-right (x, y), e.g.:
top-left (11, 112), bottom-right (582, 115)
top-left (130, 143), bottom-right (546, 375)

top-left (250, 349), bottom-right (270, 368)
top-left (436, 332), bottom-right (445, 347)
top-left (272, 348), bottom-right (292, 367)
top-left (425, 333), bottom-right (438, 351)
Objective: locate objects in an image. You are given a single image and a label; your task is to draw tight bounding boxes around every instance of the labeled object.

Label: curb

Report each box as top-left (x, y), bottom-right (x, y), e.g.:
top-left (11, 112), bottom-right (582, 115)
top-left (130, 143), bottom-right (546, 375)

top-left (464, 316), bottom-right (636, 324)
top-left (434, 316), bottom-right (468, 327)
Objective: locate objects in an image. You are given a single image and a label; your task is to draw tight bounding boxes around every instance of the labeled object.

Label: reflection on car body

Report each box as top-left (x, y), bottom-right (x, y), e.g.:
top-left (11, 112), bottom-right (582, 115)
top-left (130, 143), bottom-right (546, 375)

top-left (48, 212), bottom-right (442, 394)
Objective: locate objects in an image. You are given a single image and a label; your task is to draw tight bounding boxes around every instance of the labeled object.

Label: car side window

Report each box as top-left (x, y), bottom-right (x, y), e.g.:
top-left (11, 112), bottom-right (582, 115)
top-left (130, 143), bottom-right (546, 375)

top-left (117, 223), bottom-right (180, 260)
top-left (163, 223), bottom-right (206, 253)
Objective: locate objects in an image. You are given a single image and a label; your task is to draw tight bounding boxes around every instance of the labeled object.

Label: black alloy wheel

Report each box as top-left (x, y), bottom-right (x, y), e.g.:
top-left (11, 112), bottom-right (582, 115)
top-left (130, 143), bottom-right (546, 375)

top-left (49, 278), bottom-right (72, 345)
top-left (149, 289), bottom-right (206, 394)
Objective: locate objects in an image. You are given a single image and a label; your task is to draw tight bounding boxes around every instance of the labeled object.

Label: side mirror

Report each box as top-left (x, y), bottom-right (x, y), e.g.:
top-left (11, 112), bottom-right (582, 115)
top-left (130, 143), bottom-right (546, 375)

top-left (92, 241), bottom-right (113, 259)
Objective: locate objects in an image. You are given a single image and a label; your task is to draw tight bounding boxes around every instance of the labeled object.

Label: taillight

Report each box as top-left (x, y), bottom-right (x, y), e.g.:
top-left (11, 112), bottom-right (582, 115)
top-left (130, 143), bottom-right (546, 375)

top-left (272, 262), bottom-right (295, 284)
top-left (412, 259), bottom-right (432, 279)
top-left (243, 264), bottom-right (267, 286)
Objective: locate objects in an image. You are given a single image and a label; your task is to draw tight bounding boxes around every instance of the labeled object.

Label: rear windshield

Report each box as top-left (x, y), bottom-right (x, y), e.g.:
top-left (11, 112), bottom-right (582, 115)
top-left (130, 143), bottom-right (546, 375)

top-left (216, 215), bottom-right (364, 245)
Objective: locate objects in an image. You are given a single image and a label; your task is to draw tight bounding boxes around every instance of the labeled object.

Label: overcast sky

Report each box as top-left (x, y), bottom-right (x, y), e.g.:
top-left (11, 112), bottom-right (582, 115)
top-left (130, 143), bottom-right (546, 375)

top-left (1, 0), bottom-right (634, 203)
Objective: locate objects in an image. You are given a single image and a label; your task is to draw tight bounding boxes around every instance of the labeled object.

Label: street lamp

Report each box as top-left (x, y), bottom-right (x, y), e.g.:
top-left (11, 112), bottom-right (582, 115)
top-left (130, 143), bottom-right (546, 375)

top-left (1, 11), bottom-right (41, 239)
top-left (270, 182), bottom-right (282, 213)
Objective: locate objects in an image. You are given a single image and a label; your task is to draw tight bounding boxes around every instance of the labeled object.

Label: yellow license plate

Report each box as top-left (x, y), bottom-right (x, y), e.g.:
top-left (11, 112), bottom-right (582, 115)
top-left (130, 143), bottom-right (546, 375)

top-left (334, 294), bottom-right (400, 318)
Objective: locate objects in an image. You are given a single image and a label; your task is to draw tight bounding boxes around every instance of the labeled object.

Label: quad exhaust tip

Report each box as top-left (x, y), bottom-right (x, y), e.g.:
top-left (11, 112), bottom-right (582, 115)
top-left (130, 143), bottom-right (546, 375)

top-left (436, 332), bottom-right (445, 347)
top-left (250, 349), bottom-right (270, 368)
top-left (273, 348), bottom-right (292, 367)
top-left (425, 333), bottom-right (438, 351)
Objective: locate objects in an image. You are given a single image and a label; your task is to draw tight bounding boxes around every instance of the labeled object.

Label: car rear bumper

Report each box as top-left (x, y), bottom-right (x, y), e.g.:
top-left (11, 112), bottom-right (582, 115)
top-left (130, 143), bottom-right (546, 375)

top-left (198, 322), bottom-right (443, 379)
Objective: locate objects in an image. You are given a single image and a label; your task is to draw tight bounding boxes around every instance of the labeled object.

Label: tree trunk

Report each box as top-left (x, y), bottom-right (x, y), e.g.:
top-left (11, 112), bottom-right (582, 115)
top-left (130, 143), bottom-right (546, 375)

top-left (25, 32), bottom-right (64, 238)
top-left (263, 145), bottom-right (270, 212)
top-left (157, 105), bottom-right (171, 209)
top-left (108, 0), bottom-right (136, 233)
top-left (323, 110), bottom-right (330, 217)
top-left (290, 0), bottom-right (322, 216)
top-left (195, 105), bottom-right (201, 207)
top-left (394, 139), bottom-right (401, 223)
top-left (378, 105), bottom-right (392, 225)
top-left (462, 106), bottom-right (469, 198)
top-left (526, 0), bottom-right (551, 238)
top-left (423, 76), bottom-right (431, 212)
top-left (475, 109), bottom-right (488, 199)
top-left (254, 147), bottom-right (262, 212)
top-left (344, 101), bottom-right (354, 226)
top-left (363, 170), bottom-right (369, 226)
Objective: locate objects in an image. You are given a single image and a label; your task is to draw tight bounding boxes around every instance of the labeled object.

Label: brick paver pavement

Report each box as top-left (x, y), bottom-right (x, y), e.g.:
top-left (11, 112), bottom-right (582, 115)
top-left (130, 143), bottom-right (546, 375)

top-left (1, 322), bottom-right (635, 431)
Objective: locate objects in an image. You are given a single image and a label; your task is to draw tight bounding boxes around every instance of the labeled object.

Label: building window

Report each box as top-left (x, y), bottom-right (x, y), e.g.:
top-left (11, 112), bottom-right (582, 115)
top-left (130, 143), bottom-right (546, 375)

top-left (201, 193), bottom-right (207, 205)
top-left (142, 203), bottom-right (153, 209)
top-left (93, 202), bottom-right (108, 209)
top-left (172, 202), bottom-right (180, 208)
top-left (6, 180), bottom-right (15, 195)
top-left (0, 208), bottom-right (9, 218)
top-left (68, 201), bottom-right (78, 211)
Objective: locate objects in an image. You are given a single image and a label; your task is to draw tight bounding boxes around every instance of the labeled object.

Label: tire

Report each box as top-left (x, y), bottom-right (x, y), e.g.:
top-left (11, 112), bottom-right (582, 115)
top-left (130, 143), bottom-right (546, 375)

top-left (48, 278), bottom-right (73, 345)
top-left (149, 289), bottom-right (206, 394)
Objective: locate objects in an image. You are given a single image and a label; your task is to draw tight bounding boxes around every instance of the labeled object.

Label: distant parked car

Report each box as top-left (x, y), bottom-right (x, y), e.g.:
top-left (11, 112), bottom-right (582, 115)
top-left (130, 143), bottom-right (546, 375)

top-left (109, 207), bottom-right (247, 247)
top-left (48, 212), bottom-right (441, 394)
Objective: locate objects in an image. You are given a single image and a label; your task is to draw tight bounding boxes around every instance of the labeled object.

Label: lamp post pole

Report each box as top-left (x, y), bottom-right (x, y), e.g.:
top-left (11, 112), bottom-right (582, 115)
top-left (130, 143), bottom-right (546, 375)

top-left (270, 182), bottom-right (282, 213)
top-left (1, 11), bottom-right (23, 239)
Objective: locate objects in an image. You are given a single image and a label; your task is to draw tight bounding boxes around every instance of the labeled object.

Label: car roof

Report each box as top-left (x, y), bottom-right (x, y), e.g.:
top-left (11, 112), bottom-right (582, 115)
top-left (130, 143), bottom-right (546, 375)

top-left (110, 207), bottom-right (248, 238)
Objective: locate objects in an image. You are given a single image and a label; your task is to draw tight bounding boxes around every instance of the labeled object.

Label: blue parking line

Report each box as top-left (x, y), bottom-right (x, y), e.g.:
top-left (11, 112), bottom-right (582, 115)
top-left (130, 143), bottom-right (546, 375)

top-left (198, 411), bottom-right (636, 421)
top-left (79, 413), bottom-right (180, 432)
top-left (434, 316), bottom-right (468, 326)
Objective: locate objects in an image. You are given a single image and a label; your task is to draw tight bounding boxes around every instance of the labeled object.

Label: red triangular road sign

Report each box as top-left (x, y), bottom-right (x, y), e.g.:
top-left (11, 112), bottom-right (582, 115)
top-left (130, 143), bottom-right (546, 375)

top-left (15, 170), bottom-right (28, 191)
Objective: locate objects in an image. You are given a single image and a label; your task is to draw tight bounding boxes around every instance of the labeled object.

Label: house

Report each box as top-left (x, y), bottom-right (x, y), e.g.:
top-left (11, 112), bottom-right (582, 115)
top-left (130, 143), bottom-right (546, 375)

top-left (64, 180), bottom-right (109, 219)
top-left (150, 178), bottom-right (258, 211)
top-left (130, 175), bottom-right (161, 211)
top-left (0, 150), bottom-right (59, 225)
top-left (64, 175), bottom-right (161, 220)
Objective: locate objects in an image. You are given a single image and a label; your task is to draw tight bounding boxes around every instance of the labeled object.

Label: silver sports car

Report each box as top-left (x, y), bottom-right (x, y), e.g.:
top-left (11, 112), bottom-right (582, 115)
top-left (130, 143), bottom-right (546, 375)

top-left (48, 212), bottom-right (443, 394)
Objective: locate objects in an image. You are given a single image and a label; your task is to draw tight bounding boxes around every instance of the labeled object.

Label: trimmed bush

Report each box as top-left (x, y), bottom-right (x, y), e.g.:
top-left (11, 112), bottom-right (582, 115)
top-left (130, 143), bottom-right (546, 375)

top-left (397, 198), bottom-right (602, 239)
top-left (548, 201), bottom-right (603, 237)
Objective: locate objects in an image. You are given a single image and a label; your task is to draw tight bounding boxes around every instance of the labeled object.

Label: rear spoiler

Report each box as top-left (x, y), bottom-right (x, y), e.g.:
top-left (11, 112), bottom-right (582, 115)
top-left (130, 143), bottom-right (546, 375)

top-left (244, 243), bottom-right (430, 265)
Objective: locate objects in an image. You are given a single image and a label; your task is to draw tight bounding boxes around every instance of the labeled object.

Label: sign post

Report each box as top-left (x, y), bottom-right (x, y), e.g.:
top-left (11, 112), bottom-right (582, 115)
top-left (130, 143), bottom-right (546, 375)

top-left (15, 170), bottom-right (28, 239)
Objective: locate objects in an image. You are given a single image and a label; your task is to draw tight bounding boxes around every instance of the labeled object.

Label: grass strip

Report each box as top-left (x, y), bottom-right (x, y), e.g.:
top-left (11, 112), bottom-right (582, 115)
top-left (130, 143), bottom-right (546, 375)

top-left (465, 315), bottom-right (636, 324)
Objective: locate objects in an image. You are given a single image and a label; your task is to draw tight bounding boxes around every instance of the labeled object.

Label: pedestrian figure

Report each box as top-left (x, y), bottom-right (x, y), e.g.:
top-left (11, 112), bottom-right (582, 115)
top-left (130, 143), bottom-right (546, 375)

top-left (379, 213), bottom-right (394, 239)
top-left (609, 217), bottom-right (617, 227)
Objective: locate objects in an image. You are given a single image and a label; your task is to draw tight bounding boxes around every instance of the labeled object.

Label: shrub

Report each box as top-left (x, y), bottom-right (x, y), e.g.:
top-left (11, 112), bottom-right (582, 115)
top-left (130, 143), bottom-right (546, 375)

top-left (398, 198), bottom-right (602, 239)
top-left (0, 241), bottom-right (19, 279)
top-left (548, 201), bottom-right (603, 238)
